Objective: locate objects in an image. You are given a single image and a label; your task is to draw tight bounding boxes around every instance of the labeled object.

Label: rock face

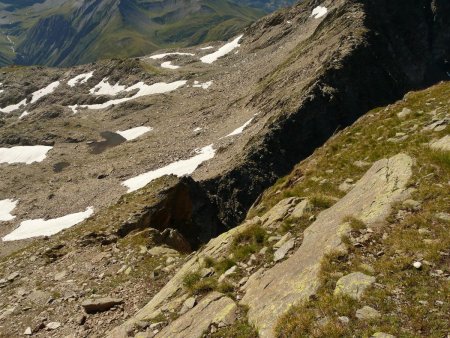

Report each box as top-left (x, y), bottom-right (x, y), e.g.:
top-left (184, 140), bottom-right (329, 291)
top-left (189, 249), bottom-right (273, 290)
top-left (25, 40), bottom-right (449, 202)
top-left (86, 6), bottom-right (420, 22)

top-left (155, 292), bottom-right (237, 338)
top-left (240, 154), bottom-right (413, 337)
top-left (334, 272), bottom-right (376, 300)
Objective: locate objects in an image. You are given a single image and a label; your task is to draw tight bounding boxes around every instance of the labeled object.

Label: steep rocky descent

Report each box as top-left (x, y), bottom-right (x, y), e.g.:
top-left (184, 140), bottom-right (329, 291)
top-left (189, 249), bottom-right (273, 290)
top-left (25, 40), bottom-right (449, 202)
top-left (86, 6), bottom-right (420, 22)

top-left (109, 81), bottom-right (448, 337)
top-left (1, 0), bottom-right (449, 260)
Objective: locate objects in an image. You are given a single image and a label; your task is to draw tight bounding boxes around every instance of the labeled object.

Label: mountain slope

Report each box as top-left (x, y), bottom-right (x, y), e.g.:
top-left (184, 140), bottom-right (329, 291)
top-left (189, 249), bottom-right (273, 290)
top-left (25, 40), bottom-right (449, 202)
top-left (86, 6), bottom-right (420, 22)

top-left (0, 0), bottom-right (264, 67)
top-left (0, 0), bottom-right (449, 336)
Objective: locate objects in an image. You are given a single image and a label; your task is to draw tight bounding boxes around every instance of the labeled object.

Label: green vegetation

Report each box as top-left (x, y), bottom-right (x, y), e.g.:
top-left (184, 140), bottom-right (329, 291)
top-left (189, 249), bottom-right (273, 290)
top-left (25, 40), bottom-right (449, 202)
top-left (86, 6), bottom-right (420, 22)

top-left (231, 224), bottom-right (267, 261)
top-left (266, 82), bottom-right (450, 337)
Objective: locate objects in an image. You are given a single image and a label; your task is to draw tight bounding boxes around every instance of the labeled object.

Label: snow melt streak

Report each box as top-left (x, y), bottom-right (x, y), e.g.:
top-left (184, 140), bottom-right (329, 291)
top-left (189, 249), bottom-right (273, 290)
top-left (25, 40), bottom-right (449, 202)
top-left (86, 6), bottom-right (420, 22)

top-left (2, 207), bottom-right (94, 241)
top-left (0, 146), bottom-right (52, 164)
top-left (201, 35), bottom-right (243, 64)
top-left (150, 52), bottom-right (194, 60)
top-left (116, 126), bottom-right (152, 141)
top-left (226, 117), bottom-right (254, 137)
top-left (123, 145), bottom-right (215, 193)
top-left (0, 199), bottom-right (17, 221)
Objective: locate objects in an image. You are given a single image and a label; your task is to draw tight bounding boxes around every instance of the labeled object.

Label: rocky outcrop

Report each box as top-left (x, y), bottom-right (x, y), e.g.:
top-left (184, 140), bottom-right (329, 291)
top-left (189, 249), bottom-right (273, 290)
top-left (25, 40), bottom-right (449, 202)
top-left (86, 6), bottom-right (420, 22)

top-left (202, 0), bottom-right (450, 229)
top-left (155, 292), bottom-right (237, 338)
top-left (107, 220), bottom-right (255, 336)
top-left (240, 153), bottom-right (413, 337)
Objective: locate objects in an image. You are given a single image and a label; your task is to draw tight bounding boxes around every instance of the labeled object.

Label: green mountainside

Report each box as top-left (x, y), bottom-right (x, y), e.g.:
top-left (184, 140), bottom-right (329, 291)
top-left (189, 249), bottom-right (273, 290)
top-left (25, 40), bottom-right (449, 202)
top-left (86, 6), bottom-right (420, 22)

top-left (0, 0), bottom-right (266, 67)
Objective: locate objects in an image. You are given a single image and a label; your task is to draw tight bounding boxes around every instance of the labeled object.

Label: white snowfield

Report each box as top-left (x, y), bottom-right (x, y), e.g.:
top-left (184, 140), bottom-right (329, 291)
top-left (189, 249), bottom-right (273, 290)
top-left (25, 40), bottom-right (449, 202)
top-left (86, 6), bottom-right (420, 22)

top-left (123, 145), bottom-right (216, 193)
top-left (149, 52), bottom-right (195, 60)
top-left (2, 207), bottom-right (94, 241)
top-left (0, 146), bottom-right (53, 164)
top-left (200, 35), bottom-right (243, 64)
top-left (76, 80), bottom-right (187, 111)
top-left (311, 5), bottom-right (328, 19)
top-left (90, 78), bottom-right (126, 96)
top-left (30, 81), bottom-right (60, 104)
top-left (225, 117), bottom-right (254, 137)
top-left (68, 71), bottom-right (94, 87)
top-left (0, 81), bottom-right (60, 113)
top-left (161, 61), bottom-right (180, 69)
top-left (116, 126), bottom-right (152, 141)
top-left (0, 199), bottom-right (17, 221)
top-left (193, 81), bottom-right (213, 89)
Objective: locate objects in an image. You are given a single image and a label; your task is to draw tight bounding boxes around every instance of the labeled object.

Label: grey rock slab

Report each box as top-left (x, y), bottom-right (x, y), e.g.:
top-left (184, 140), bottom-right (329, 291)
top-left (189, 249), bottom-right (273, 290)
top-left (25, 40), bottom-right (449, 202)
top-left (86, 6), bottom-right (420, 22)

top-left (273, 232), bottom-right (292, 249)
top-left (240, 154), bottom-right (413, 338)
top-left (273, 238), bottom-right (295, 262)
top-left (334, 272), bottom-right (376, 300)
top-left (430, 135), bottom-right (450, 151)
top-left (179, 297), bottom-right (196, 315)
top-left (81, 297), bottom-right (123, 314)
top-left (290, 199), bottom-right (311, 218)
top-left (260, 197), bottom-right (300, 227)
top-left (372, 333), bottom-right (396, 338)
top-left (155, 292), bottom-right (237, 338)
top-left (355, 305), bottom-right (381, 320)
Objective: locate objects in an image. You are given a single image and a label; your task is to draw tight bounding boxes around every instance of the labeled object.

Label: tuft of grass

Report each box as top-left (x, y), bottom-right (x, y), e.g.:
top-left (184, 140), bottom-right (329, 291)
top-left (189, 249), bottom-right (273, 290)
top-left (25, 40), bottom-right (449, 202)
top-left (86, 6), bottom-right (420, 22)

top-left (231, 225), bottom-right (267, 261)
top-left (310, 195), bottom-right (336, 209)
top-left (343, 216), bottom-right (367, 232)
top-left (183, 270), bottom-right (218, 295)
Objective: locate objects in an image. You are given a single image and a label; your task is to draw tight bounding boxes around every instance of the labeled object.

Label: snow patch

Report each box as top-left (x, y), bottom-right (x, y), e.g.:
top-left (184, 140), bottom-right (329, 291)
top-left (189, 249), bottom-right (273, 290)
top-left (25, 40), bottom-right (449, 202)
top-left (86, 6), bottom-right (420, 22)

top-left (123, 145), bottom-right (215, 193)
top-left (116, 126), bottom-right (152, 141)
top-left (200, 46), bottom-right (214, 50)
top-left (193, 81), bottom-right (213, 89)
top-left (149, 52), bottom-right (195, 60)
top-left (31, 81), bottom-right (60, 104)
top-left (19, 111), bottom-right (29, 119)
top-left (0, 99), bottom-right (27, 114)
top-left (68, 72), bottom-right (94, 87)
top-left (311, 6), bottom-right (328, 19)
top-left (201, 35), bottom-right (243, 64)
top-left (225, 117), bottom-right (254, 137)
top-left (2, 207), bottom-right (94, 241)
top-left (0, 199), bottom-right (17, 221)
top-left (161, 61), bottom-right (180, 69)
top-left (0, 146), bottom-right (52, 164)
top-left (1, 81), bottom-right (60, 113)
top-left (90, 78), bottom-right (126, 96)
top-left (193, 127), bottom-right (202, 132)
top-left (78, 80), bottom-right (187, 111)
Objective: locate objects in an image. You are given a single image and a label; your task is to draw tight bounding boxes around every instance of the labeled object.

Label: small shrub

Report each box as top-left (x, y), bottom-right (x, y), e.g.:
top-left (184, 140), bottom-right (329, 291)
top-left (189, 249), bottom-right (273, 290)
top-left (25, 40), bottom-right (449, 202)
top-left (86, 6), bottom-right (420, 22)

top-left (214, 258), bottom-right (236, 274)
top-left (344, 216), bottom-right (367, 231)
top-left (311, 195), bottom-right (336, 209)
top-left (183, 271), bottom-right (202, 291)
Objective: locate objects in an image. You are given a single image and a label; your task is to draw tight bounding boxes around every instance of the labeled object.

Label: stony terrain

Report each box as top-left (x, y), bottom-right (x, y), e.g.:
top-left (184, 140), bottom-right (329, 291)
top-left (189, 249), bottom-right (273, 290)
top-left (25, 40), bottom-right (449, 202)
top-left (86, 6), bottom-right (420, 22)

top-left (0, 0), bottom-right (449, 337)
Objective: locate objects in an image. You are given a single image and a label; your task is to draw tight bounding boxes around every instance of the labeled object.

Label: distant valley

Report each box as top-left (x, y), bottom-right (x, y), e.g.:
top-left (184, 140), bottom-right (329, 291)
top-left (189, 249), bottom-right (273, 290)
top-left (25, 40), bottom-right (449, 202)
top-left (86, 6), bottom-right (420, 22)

top-left (0, 0), bottom-right (295, 67)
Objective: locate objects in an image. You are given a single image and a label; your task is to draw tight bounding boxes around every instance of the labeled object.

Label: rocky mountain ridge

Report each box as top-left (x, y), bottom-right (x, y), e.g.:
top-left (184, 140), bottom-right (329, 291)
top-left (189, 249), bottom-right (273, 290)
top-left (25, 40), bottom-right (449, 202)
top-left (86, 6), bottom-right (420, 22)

top-left (0, 0), bottom-right (449, 337)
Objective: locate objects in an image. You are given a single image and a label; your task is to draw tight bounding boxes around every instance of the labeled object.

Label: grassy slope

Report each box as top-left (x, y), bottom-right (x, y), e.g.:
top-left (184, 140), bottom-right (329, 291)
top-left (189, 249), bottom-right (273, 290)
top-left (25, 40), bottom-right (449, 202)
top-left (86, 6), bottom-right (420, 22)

top-left (241, 81), bottom-right (450, 337)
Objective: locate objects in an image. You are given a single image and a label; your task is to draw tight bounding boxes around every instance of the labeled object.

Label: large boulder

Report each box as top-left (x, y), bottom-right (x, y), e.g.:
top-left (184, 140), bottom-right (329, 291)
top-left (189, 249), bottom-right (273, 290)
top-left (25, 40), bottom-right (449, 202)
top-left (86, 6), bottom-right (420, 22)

top-left (334, 272), bottom-right (376, 300)
top-left (155, 292), bottom-right (237, 338)
top-left (240, 154), bottom-right (413, 337)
